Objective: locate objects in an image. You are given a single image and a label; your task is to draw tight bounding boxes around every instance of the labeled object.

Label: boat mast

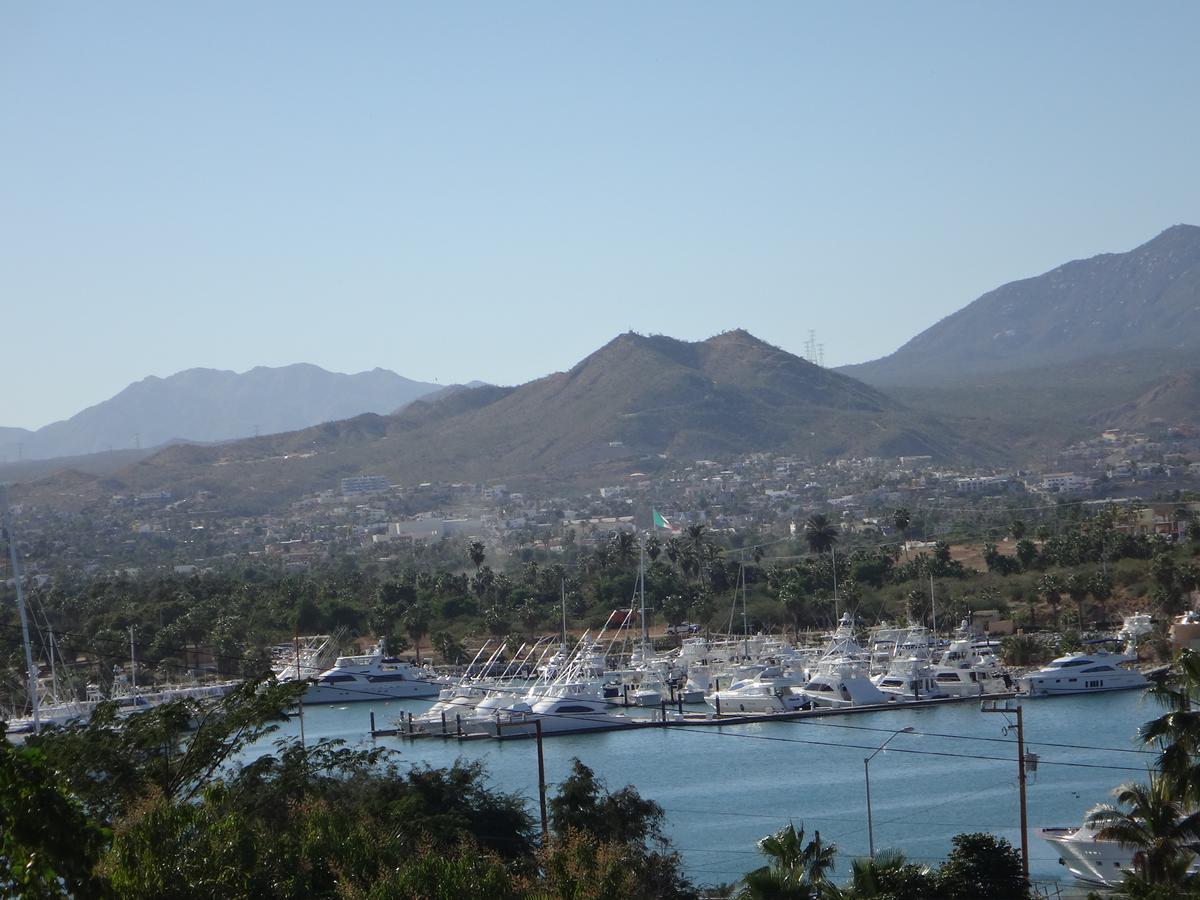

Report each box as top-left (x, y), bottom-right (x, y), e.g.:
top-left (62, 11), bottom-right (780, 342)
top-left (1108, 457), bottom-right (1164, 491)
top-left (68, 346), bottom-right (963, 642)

top-left (740, 558), bottom-right (749, 658)
top-left (560, 579), bottom-right (568, 647)
top-left (831, 544), bottom-right (839, 622)
top-left (639, 533), bottom-right (648, 651)
top-left (1, 486), bottom-right (40, 732)
top-left (929, 570), bottom-right (938, 637)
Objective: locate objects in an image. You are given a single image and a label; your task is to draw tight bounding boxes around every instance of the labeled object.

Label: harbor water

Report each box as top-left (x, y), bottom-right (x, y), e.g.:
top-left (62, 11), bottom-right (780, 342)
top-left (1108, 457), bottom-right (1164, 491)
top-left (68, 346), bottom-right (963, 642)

top-left (249, 689), bottom-right (1158, 888)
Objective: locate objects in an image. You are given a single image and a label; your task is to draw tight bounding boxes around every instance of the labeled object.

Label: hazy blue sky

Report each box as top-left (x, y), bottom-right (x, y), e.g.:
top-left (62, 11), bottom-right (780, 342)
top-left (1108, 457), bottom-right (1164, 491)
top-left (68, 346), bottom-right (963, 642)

top-left (3, 2), bottom-right (1199, 429)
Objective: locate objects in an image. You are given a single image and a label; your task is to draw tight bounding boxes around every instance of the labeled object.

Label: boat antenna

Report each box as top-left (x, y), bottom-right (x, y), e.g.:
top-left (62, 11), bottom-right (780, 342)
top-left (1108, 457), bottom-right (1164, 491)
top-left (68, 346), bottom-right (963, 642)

top-left (1, 485), bottom-right (39, 733)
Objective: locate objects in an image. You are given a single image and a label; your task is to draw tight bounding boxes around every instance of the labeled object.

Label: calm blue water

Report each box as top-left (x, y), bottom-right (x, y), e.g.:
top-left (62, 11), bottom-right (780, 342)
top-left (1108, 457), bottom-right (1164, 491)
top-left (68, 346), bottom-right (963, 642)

top-left (251, 691), bottom-right (1158, 888)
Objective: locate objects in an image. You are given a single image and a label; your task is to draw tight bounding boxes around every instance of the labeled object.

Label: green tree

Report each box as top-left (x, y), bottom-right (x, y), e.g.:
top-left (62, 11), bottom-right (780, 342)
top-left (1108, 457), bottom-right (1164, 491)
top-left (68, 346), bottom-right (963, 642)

top-left (933, 832), bottom-right (1029, 900)
top-left (0, 723), bottom-right (110, 898)
top-left (1064, 572), bottom-right (1090, 629)
top-left (468, 540), bottom-right (487, 570)
top-left (1015, 538), bottom-right (1039, 571)
top-left (804, 515), bottom-right (839, 556)
top-left (840, 849), bottom-right (935, 900)
top-left (739, 822), bottom-right (836, 900)
top-left (1037, 574), bottom-right (1064, 630)
top-left (1141, 648), bottom-right (1200, 804)
top-left (403, 603), bottom-right (431, 663)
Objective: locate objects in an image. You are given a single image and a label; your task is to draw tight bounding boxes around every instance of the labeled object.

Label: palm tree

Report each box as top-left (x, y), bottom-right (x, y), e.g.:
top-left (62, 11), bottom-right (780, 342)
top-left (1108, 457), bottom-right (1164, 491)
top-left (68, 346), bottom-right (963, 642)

top-left (1088, 572), bottom-right (1114, 628)
top-left (841, 849), bottom-right (932, 899)
top-left (1141, 648), bottom-right (1200, 805)
top-left (432, 630), bottom-right (465, 665)
top-left (1064, 573), bottom-right (1089, 629)
top-left (804, 515), bottom-right (839, 556)
top-left (803, 515), bottom-right (841, 609)
top-left (468, 541), bottom-right (486, 570)
top-left (1036, 574), bottom-right (1063, 630)
top-left (610, 530), bottom-right (637, 570)
top-left (739, 822), bottom-right (837, 900)
top-left (403, 603), bottom-right (431, 664)
top-left (1086, 776), bottom-right (1200, 888)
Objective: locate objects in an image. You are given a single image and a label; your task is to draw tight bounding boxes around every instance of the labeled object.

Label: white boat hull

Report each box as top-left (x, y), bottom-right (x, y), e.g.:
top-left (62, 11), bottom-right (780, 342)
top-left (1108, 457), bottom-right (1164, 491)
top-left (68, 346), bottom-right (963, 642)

top-left (303, 680), bottom-right (441, 703)
top-left (1037, 827), bottom-right (1133, 887)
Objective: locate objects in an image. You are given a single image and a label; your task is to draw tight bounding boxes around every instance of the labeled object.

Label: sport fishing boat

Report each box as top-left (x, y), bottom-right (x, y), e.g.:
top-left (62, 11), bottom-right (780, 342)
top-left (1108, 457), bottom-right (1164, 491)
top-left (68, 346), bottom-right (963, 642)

top-left (481, 680), bottom-right (635, 737)
top-left (704, 665), bottom-right (808, 713)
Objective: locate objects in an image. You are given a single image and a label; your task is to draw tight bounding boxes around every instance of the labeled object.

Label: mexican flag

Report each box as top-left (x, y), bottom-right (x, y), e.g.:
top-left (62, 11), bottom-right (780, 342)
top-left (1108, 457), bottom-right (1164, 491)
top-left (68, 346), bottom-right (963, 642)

top-left (652, 508), bottom-right (679, 533)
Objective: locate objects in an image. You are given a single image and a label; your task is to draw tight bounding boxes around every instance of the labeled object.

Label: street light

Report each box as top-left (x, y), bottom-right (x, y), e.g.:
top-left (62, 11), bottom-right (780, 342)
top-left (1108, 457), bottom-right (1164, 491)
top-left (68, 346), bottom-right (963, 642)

top-left (865, 725), bottom-right (914, 858)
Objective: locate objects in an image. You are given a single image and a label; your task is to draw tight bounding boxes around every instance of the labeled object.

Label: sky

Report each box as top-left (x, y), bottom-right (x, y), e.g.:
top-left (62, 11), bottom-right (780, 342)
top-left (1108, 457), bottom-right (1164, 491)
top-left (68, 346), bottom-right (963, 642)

top-left (3, 2), bottom-right (1200, 430)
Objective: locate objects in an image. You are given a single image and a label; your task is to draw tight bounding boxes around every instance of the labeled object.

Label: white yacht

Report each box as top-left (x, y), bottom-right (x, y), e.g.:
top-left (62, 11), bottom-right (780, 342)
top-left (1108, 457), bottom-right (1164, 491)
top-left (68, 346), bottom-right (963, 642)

top-left (928, 634), bottom-right (1008, 697)
top-left (1038, 821), bottom-right (1136, 887)
top-left (872, 626), bottom-right (945, 701)
top-left (304, 642), bottom-right (448, 703)
top-left (1040, 813), bottom-right (1200, 887)
top-left (482, 681), bottom-right (634, 737)
top-left (705, 665), bottom-right (808, 714)
top-left (797, 670), bottom-right (892, 708)
top-left (1020, 648), bottom-right (1148, 697)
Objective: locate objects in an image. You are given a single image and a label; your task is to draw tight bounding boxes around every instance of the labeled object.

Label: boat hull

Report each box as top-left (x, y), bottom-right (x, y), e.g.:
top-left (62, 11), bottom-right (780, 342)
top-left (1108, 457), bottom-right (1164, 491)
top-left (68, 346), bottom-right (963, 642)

top-left (303, 681), bottom-right (442, 703)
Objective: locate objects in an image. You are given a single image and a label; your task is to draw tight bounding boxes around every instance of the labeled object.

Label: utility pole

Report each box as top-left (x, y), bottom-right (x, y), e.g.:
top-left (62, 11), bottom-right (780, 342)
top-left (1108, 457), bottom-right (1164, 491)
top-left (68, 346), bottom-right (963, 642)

top-left (294, 633), bottom-right (306, 749)
top-left (982, 700), bottom-right (1029, 880)
top-left (495, 717), bottom-right (549, 844)
top-left (535, 718), bottom-right (549, 843)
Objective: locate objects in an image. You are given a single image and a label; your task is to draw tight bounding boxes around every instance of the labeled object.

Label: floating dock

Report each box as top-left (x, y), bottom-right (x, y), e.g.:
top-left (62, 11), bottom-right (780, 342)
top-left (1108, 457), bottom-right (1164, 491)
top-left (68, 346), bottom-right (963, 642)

top-left (372, 691), bottom-right (1020, 741)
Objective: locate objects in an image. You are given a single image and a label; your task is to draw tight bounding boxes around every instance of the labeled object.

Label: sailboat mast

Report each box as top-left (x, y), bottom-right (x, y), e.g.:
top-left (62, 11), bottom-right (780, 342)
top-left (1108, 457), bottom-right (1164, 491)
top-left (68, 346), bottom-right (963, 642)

top-left (639, 533), bottom-right (648, 649)
top-left (2, 486), bottom-right (39, 732)
top-left (831, 544), bottom-right (839, 622)
top-left (741, 560), bottom-right (749, 658)
top-left (560, 579), bottom-right (568, 646)
top-left (929, 570), bottom-right (938, 637)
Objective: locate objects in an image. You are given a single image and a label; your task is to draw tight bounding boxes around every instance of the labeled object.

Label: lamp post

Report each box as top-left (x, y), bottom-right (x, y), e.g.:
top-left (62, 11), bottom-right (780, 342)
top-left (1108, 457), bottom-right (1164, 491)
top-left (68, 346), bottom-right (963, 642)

top-left (865, 725), bottom-right (914, 858)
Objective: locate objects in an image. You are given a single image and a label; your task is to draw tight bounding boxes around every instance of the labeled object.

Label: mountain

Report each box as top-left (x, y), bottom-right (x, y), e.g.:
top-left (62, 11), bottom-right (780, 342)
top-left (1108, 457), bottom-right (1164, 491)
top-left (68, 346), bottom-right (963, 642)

top-left (843, 225), bottom-right (1200, 386)
top-left (1, 364), bottom-right (445, 461)
top-left (0, 427), bottom-right (33, 460)
top-left (1091, 369), bottom-right (1200, 430)
top-left (16, 331), bottom-right (996, 514)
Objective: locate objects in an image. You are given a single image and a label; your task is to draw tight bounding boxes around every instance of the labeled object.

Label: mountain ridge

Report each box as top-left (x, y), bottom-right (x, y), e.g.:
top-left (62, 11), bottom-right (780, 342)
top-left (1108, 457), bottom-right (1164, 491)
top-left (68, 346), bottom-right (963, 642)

top-left (842, 224), bottom-right (1200, 386)
top-left (14, 330), bottom-right (995, 514)
top-left (2, 363), bottom-right (447, 462)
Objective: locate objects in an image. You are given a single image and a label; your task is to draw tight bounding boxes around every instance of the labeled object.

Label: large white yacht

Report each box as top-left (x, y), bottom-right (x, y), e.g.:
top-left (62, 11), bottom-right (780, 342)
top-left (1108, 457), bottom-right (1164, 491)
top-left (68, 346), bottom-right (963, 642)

top-left (1040, 812), bottom-right (1200, 887)
top-left (1020, 648), bottom-right (1148, 697)
top-left (1038, 821), bottom-right (1137, 887)
top-left (304, 642), bottom-right (448, 703)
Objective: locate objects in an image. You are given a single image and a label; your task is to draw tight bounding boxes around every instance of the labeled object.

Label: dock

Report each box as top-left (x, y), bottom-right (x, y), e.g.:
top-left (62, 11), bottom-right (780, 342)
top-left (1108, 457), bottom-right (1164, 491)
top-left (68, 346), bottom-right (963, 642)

top-left (371, 691), bottom-right (1020, 741)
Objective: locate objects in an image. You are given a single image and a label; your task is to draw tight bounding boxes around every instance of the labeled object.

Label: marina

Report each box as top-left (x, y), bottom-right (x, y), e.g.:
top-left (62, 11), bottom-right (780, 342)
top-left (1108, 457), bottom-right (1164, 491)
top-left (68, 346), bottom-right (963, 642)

top-left (259, 687), bottom-right (1159, 890)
